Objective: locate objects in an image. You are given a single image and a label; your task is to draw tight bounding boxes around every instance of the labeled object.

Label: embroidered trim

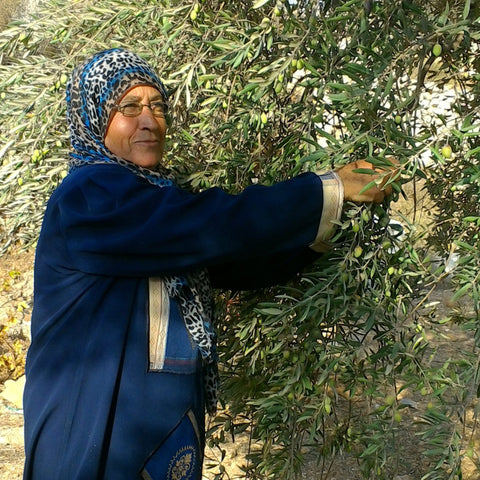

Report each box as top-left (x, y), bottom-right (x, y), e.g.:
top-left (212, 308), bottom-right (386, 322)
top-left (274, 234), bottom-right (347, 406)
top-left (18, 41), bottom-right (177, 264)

top-left (148, 278), bottom-right (170, 371)
top-left (310, 171), bottom-right (344, 252)
top-left (187, 410), bottom-right (202, 447)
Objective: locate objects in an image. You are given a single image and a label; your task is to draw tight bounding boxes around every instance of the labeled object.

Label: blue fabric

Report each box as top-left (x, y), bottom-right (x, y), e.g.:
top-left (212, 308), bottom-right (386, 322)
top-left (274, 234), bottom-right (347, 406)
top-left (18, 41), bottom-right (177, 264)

top-left (47, 165), bottom-right (323, 276)
top-left (23, 163), bottom-right (325, 479)
top-left (140, 411), bottom-right (202, 480)
top-left (154, 301), bottom-right (199, 375)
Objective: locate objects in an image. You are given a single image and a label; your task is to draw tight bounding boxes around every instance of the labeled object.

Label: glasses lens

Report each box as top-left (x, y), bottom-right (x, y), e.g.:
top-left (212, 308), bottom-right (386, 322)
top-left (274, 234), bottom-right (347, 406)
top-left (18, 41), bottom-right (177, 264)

top-left (120, 103), bottom-right (142, 116)
top-left (117, 102), bottom-right (167, 117)
top-left (150, 103), bottom-right (166, 117)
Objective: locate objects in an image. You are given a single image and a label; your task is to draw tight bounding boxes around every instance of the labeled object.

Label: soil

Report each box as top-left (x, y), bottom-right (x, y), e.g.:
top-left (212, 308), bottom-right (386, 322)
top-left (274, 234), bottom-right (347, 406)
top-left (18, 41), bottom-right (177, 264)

top-left (0, 249), bottom-right (33, 480)
top-left (0, 405), bottom-right (23, 480)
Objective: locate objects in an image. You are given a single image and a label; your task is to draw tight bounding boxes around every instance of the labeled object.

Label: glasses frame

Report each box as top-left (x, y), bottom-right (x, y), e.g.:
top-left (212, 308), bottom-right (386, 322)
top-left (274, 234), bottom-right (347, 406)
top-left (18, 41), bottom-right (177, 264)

top-left (114, 101), bottom-right (168, 118)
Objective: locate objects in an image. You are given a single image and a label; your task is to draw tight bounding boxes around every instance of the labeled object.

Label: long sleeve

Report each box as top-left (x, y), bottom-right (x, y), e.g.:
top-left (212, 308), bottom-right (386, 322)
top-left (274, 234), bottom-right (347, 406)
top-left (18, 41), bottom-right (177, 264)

top-left (44, 164), bottom-right (340, 279)
top-left (208, 170), bottom-right (344, 289)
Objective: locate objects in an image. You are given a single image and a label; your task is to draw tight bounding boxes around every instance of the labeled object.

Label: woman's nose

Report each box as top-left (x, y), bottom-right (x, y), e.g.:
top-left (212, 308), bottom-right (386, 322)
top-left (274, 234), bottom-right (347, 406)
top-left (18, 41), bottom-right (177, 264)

top-left (138, 106), bottom-right (159, 127)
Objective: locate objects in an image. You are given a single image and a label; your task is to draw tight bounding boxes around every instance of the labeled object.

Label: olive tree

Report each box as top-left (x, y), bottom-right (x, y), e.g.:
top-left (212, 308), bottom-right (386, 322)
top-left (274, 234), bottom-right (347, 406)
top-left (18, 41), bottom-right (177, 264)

top-left (0, 0), bottom-right (479, 478)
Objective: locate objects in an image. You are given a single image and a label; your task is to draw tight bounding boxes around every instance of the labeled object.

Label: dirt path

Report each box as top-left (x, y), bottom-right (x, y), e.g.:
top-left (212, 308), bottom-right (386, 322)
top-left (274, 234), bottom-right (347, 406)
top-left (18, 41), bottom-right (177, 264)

top-left (0, 404), bottom-right (23, 480)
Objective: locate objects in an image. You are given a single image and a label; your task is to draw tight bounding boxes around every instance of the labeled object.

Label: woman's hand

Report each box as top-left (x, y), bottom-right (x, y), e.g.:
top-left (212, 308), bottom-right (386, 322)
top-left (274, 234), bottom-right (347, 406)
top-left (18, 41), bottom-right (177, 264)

top-left (335, 159), bottom-right (399, 204)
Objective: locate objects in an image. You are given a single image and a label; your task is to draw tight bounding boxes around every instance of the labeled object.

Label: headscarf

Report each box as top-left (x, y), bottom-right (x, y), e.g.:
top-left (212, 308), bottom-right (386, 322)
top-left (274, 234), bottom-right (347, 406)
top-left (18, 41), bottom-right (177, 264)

top-left (66, 48), bottom-right (218, 415)
top-left (66, 48), bottom-right (173, 185)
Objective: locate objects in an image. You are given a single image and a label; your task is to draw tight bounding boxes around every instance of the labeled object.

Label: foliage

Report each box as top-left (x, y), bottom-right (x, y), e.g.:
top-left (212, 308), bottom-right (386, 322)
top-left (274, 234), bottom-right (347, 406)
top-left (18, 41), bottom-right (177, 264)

top-left (1, 0), bottom-right (480, 478)
top-left (0, 270), bottom-right (28, 383)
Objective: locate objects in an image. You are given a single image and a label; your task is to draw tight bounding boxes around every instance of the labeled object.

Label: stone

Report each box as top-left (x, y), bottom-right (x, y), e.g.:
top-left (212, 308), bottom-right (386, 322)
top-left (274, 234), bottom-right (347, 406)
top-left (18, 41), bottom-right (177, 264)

top-left (0, 375), bottom-right (25, 409)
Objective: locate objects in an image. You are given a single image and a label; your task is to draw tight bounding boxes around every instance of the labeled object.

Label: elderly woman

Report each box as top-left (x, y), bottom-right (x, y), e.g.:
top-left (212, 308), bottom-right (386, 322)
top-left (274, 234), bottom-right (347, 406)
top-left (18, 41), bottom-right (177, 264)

top-left (23, 48), bottom-right (394, 480)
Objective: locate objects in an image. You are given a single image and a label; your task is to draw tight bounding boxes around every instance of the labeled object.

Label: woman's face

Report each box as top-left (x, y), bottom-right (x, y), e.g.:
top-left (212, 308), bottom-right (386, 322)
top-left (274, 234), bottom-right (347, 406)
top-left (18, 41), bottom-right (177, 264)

top-left (104, 85), bottom-right (167, 169)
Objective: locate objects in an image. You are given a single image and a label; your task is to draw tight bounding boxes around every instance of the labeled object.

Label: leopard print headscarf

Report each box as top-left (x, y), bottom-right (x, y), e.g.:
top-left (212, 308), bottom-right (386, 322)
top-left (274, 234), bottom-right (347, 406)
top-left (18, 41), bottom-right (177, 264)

top-left (66, 48), bottom-right (218, 414)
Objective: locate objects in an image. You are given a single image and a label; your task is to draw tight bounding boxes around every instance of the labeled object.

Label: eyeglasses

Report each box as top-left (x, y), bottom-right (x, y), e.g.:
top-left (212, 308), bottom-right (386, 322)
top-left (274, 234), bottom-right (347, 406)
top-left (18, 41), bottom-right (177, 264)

top-left (114, 101), bottom-right (167, 118)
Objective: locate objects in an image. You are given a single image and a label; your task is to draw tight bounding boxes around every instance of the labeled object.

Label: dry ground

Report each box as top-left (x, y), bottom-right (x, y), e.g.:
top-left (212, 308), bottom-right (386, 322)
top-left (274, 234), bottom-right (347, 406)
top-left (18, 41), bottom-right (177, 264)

top-left (0, 0), bottom-right (19, 29)
top-left (0, 249), bottom-right (32, 480)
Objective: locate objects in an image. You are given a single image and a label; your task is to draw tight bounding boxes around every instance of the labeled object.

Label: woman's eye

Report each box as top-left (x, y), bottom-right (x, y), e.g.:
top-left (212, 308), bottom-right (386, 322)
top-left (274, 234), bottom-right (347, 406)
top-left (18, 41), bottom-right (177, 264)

top-left (122, 103), bottom-right (139, 109)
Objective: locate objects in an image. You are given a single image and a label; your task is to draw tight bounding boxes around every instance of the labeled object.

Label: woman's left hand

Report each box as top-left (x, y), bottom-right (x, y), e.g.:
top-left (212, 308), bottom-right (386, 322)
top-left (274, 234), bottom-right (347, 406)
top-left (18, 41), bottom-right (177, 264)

top-left (335, 159), bottom-right (400, 204)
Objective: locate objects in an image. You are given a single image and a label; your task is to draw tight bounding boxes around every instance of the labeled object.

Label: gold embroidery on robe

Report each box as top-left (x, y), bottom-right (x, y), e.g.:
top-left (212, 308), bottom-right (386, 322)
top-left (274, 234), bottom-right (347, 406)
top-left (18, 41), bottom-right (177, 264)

top-left (167, 445), bottom-right (196, 480)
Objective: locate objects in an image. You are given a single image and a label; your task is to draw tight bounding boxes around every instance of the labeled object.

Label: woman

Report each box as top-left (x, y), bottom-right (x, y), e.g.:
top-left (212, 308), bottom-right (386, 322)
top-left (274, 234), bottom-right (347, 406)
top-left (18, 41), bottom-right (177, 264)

top-left (23, 48), bottom-right (394, 480)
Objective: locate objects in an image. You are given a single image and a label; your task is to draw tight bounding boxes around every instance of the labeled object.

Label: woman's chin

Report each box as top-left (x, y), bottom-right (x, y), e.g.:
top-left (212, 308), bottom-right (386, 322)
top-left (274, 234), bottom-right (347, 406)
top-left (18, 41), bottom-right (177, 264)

top-left (126, 156), bottom-right (162, 170)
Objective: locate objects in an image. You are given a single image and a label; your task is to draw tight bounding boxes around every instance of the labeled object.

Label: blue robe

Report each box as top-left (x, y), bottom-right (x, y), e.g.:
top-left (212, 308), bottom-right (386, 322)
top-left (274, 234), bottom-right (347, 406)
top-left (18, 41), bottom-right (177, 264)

top-left (23, 164), bottom-right (326, 480)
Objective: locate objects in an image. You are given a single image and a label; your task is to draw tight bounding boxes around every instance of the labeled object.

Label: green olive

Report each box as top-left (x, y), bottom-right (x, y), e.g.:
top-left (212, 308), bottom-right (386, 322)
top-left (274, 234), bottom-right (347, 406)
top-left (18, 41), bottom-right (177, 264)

top-left (432, 43), bottom-right (442, 57)
top-left (441, 145), bottom-right (452, 158)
